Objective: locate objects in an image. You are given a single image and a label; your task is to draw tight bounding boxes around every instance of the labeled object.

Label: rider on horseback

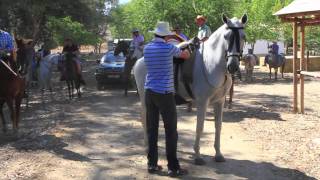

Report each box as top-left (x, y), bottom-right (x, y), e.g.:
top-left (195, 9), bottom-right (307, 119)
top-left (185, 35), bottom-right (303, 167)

top-left (62, 38), bottom-right (86, 85)
top-left (0, 29), bottom-right (14, 68)
top-left (130, 29), bottom-right (144, 58)
top-left (195, 15), bottom-right (211, 43)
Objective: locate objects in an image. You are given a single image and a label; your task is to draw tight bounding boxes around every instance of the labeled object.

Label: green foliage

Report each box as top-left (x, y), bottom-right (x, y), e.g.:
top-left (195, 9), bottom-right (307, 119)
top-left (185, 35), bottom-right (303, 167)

top-left (47, 16), bottom-right (99, 46)
top-left (109, 0), bottom-right (235, 41)
top-left (0, 0), bottom-right (110, 48)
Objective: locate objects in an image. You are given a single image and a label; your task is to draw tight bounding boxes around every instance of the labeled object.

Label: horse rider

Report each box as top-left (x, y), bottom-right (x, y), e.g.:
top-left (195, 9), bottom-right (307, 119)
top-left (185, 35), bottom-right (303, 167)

top-left (0, 29), bottom-right (15, 68)
top-left (130, 28), bottom-right (144, 57)
top-left (265, 41), bottom-right (280, 66)
top-left (172, 26), bottom-right (189, 41)
top-left (144, 21), bottom-right (190, 177)
top-left (271, 41), bottom-right (279, 55)
top-left (62, 38), bottom-right (86, 85)
top-left (195, 15), bottom-right (211, 43)
top-left (33, 45), bottom-right (51, 80)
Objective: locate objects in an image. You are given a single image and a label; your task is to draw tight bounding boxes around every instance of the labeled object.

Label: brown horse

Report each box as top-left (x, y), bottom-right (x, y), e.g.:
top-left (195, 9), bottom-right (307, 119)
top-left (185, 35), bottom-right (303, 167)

top-left (264, 45), bottom-right (286, 80)
top-left (0, 60), bottom-right (26, 133)
top-left (15, 38), bottom-right (35, 107)
top-left (64, 53), bottom-right (81, 99)
top-left (114, 40), bottom-right (136, 96)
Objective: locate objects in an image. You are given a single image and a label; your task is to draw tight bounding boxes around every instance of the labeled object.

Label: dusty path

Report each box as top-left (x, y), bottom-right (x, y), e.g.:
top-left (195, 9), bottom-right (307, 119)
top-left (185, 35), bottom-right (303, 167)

top-left (0, 61), bottom-right (318, 180)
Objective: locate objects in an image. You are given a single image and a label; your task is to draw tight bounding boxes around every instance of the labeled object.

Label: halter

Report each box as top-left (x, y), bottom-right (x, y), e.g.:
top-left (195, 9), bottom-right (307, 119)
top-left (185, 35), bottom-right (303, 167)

top-left (226, 26), bottom-right (244, 59)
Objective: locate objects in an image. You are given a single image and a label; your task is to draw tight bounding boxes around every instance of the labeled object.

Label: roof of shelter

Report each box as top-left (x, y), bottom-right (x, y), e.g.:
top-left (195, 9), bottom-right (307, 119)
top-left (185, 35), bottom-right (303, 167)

top-left (274, 0), bottom-right (320, 25)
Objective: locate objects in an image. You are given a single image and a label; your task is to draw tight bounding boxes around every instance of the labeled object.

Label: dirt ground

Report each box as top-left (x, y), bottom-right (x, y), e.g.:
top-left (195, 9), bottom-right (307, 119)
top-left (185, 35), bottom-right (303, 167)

top-left (0, 58), bottom-right (319, 180)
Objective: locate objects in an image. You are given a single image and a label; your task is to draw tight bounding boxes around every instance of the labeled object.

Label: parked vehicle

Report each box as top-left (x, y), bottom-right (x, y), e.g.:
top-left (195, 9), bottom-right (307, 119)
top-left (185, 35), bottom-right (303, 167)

top-left (95, 51), bottom-right (126, 89)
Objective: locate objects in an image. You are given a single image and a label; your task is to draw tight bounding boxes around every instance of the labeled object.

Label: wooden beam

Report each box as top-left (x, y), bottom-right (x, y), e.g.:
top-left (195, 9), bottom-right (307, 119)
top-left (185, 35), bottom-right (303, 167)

top-left (293, 21), bottom-right (298, 113)
top-left (300, 24), bottom-right (305, 114)
top-left (280, 17), bottom-right (320, 24)
top-left (300, 71), bottom-right (320, 78)
top-left (277, 11), bottom-right (320, 19)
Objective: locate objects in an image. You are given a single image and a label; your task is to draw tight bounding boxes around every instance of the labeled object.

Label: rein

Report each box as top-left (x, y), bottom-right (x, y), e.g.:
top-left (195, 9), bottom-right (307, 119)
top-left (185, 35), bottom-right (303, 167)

top-left (0, 60), bottom-right (18, 77)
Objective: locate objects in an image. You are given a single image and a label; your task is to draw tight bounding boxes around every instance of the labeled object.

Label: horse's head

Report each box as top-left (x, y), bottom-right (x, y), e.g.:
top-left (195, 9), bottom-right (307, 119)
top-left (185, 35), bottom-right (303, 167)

top-left (222, 14), bottom-right (247, 74)
top-left (114, 40), bottom-right (130, 56)
top-left (15, 38), bottom-right (35, 74)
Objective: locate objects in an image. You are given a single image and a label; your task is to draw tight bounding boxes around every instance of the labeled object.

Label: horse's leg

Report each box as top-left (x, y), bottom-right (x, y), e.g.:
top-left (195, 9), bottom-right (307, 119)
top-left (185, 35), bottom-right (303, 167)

top-left (77, 78), bottom-right (81, 98)
top-left (228, 77), bottom-right (234, 109)
top-left (281, 62), bottom-right (285, 78)
top-left (67, 81), bottom-right (71, 100)
top-left (275, 68), bottom-right (278, 80)
top-left (0, 100), bottom-right (7, 133)
top-left (228, 81), bottom-right (234, 109)
top-left (6, 99), bottom-right (17, 132)
top-left (194, 99), bottom-right (208, 165)
top-left (213, 100), bottom-right (225, 162)
top-left (15, 96), bottom-right (22, 130)
top-left (250, 69), bottom-right (254, 82)
top-left (269, 67), bottom-right (272, 79)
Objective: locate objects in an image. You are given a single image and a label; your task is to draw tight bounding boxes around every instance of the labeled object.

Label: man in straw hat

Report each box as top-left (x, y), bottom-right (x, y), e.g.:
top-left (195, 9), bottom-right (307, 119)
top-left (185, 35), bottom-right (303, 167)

top-left (144, 21), bottom-right (189, 177)
top-left (195, 15), bottom-right (211, 42)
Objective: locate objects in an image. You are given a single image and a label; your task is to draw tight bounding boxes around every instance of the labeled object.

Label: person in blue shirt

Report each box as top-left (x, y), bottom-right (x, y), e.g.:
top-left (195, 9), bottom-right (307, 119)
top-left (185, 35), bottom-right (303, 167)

top-left (0, 29), bottom-right (14, 65)
top-left (144, 21), bottom-right (190, 177)
top-left (172, 26), bottom-right (189, 41)
top-left (271, 41), bottom-right (279, 55)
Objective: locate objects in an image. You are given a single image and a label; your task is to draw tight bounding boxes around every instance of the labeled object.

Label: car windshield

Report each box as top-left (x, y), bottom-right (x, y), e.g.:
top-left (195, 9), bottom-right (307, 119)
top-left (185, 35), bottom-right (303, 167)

top-left (102, 51), bottom-right (125, 63)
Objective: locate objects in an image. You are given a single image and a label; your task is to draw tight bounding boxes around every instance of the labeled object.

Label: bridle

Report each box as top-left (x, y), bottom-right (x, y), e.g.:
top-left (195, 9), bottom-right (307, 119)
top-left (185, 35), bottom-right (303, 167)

top-left (225, 26), bottom-right (244, 60)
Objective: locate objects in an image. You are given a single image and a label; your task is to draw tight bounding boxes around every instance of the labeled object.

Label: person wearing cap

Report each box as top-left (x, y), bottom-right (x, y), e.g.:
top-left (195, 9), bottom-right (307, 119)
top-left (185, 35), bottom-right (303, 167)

top-left (144, 21), bottom-right (190, 177)
top-left (172, 26), bottom-right (189, 41)
top-left (271, 41), bottom-right (279, 55)
top-left (0, 29), bottom-right (14, 66)
top-left (131, 28), bottom-right (144, 52)
top-left (195, 15), bottom-right (211, 42)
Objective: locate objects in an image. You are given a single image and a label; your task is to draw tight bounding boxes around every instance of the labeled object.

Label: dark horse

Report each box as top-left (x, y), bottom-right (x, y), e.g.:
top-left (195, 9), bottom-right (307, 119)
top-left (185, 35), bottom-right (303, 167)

top-left (264, 45), bottom-right (286, 80)
top-left (0, 59), bottom-right (26, 133)
top-left (114, 40), bottom-right (137, 96)
top-left (64, 53), bottom-right (81, 99)
top-left (15, 38), bottom-right (35, 107)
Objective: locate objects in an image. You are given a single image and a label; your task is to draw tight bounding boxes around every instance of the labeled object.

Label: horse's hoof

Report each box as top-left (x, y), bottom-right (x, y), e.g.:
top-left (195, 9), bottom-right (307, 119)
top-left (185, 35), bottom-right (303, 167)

top-left (194, 158), bottom-right (206, 165)
top-left (214, 155), bottom-right (226, 162)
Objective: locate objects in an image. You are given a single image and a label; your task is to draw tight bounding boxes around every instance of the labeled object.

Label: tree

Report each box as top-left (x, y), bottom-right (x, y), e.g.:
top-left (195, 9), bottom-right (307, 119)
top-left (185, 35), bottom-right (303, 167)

top-left (108, 0), bottom-right (235, 41)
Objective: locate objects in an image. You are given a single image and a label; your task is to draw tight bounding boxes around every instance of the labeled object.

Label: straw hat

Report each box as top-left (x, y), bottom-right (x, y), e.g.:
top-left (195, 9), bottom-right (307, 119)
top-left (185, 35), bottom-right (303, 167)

top-left (195, 15), bottom-right (207, 22)
top-left (150, 21), bottom-right (174, 36)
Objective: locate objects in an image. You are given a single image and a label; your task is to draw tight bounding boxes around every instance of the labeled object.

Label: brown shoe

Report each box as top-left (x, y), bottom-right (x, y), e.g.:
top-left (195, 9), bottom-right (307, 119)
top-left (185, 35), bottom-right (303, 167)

top-left (168, 168), bottom-right (188, 177)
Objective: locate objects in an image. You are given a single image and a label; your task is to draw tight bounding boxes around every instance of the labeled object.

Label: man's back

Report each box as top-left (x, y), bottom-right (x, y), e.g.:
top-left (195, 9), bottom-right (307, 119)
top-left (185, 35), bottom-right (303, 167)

top-left (144, 38), bottom-right (180, 94)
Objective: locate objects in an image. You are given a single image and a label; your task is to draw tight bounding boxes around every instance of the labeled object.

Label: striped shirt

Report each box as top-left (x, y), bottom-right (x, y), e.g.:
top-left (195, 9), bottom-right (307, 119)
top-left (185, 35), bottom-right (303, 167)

top-left (0, 30), bottom-right (14, 51)
top-left (144, 37), bottom-right (181, 94)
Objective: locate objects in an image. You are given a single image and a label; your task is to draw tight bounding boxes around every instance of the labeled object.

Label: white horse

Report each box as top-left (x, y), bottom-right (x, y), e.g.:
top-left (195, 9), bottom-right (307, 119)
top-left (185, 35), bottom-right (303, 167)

top-left (38, 53), bottom-right (61, 95)
top-left (134, 14), bottom-right (247, 164)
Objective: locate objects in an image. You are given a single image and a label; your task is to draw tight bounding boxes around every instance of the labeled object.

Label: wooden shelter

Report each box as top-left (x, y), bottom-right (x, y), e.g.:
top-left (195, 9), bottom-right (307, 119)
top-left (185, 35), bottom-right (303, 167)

top-left (274, 0), bottom-right (320, 113)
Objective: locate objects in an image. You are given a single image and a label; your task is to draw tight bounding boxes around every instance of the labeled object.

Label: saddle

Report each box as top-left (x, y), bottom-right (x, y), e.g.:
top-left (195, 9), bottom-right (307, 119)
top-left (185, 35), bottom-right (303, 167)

top-left (173, 43), bottom-right (198, 105)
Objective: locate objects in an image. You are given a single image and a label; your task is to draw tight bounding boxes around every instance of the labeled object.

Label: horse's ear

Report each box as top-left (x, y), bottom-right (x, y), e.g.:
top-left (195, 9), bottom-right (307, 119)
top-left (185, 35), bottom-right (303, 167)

top-left (241, 13), bottom-right (248, 24)
top-left (222, 14), bottom-right (229, 24)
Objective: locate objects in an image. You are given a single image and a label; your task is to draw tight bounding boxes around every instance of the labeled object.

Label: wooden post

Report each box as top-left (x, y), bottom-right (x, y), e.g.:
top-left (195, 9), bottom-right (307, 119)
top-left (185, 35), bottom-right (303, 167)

top-left (300, 24), bottom-right (305, 114)
top-left (293, 22), bottom-right (298, 113)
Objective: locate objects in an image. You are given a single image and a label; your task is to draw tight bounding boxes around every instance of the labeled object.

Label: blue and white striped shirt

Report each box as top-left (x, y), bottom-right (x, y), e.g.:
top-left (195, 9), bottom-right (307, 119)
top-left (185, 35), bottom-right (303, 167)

top-left (144, 37), bottom-right (181, 94)
top-left (0, 30), bottom-right (14, 51)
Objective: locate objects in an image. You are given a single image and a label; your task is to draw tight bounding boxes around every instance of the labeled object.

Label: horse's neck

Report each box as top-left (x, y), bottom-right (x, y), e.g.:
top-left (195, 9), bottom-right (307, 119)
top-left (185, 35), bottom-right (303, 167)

top-left (203, 26), bottom-right (227, 66)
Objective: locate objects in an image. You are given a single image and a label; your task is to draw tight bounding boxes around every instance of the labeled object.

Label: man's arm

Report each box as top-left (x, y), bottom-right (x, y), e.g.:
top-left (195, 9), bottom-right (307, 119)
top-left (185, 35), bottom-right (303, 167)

top-left (171, 45), bottom-right (190, 60)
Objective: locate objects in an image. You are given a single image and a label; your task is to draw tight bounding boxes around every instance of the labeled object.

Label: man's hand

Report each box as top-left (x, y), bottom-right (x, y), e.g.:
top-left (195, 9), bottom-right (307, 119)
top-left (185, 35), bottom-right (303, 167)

top-left (180, 49), bottom-right (190, 60)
